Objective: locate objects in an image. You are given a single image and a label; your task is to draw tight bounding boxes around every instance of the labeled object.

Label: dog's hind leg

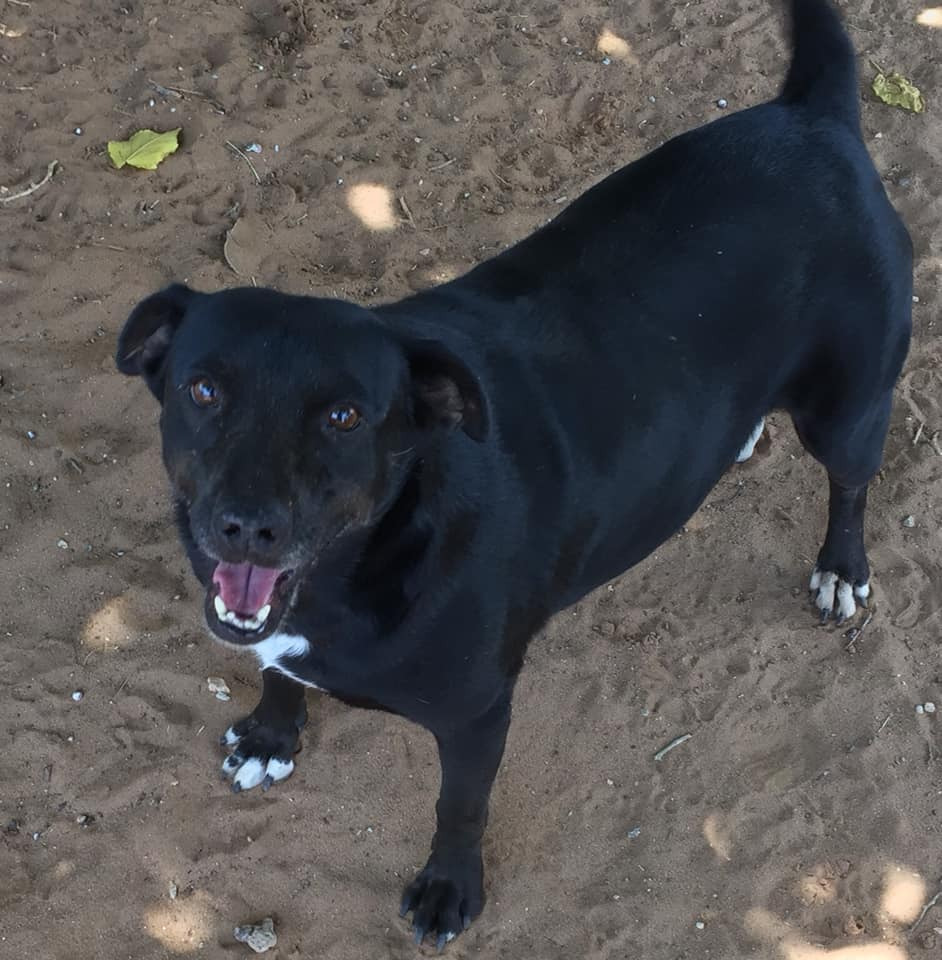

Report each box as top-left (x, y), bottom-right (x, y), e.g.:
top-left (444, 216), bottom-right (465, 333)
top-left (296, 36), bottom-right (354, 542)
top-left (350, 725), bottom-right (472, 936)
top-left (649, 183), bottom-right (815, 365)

top-left (793, 387), bottom-right (894, 624)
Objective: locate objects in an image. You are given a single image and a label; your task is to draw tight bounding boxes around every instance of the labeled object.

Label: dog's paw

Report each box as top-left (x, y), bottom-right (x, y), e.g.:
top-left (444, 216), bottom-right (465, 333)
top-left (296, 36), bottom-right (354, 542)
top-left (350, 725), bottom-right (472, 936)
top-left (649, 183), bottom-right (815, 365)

top-left (220, 714), bottom-right (301, 793)
top-left (399, 851), bottom-right (484, 950)
top-left (809, 566), bottom-right (870, 625)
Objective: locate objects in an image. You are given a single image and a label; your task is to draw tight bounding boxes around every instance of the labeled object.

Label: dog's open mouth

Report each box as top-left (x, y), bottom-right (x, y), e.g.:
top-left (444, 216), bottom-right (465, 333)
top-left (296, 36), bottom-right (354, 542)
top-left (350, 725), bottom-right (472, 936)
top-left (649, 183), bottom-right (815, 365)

top-left (204, 562), bottom-right (294, 643)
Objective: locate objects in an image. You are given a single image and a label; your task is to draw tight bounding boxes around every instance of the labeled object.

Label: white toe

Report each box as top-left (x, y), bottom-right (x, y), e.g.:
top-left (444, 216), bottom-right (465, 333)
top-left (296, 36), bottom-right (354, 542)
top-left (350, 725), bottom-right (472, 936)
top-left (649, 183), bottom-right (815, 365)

top-left (854, 581), bottom-right (870, 601)
top-left (266, 757), bottom-right (294, 782)
top-left (222, 726), bottom-right (241, 747)
top-left (835, 581), bottom-right (855, 621)
top-left (814, 570), bottom-right (837, 613)
top-left (222, 754), bottom-right (241, 774)
top-left (232, 758), bottom-right (267, 791)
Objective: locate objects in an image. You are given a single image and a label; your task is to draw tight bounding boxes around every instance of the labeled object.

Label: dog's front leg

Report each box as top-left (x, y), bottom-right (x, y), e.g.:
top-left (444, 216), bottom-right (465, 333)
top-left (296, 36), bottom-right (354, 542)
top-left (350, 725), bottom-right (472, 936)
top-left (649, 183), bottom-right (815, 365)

top-left (400, 696), bottom-right (512, 948)
top-left (219, 668), bottom-right (308, 792)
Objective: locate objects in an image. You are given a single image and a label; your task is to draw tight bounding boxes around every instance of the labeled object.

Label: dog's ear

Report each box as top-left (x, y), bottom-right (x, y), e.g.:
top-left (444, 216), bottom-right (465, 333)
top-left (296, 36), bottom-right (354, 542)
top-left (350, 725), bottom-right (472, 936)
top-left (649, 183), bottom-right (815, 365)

top-left (116, 284), bottom-right (194, 398)
top-left (404, 339), bottom-right (489, 442)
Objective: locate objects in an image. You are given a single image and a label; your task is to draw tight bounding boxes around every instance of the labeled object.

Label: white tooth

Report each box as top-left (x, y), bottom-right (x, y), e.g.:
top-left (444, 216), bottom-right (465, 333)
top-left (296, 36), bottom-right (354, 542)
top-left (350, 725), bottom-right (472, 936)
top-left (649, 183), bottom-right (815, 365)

top-left (257, 604), bottom-right (272, 624)
top-left (214, 596), bottom-right (228, 619)
top-left (224, 611), bottom-right (239, 625)
top-left (245, 617), bottom-right (261, 631)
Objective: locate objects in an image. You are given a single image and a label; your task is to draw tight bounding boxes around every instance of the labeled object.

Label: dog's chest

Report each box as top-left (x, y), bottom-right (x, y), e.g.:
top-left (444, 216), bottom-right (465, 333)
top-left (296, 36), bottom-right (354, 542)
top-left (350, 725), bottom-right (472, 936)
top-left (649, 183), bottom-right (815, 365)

top-left (251, 632), bottom-right (327, 691)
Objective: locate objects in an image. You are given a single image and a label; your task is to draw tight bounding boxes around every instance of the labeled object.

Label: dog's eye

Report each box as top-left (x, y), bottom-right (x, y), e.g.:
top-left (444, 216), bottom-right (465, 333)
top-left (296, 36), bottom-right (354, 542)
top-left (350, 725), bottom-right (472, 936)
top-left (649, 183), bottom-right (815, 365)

top-left (189, 377), bottom-right (219, 408)
top-left (327, 405), bottom-right (361, 432)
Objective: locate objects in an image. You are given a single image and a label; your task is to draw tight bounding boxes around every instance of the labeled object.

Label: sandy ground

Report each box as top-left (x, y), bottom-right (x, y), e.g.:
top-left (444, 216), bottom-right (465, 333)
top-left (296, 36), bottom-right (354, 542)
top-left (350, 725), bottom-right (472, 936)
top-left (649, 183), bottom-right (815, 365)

top-left (1, 1), bottom-right (941, 957)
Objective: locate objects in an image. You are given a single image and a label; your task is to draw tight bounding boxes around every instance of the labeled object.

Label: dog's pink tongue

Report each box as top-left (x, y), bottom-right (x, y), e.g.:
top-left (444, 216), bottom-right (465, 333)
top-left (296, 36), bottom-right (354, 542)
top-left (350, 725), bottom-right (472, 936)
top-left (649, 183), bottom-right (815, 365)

top-left (213, 563), bottom-right (281, 615)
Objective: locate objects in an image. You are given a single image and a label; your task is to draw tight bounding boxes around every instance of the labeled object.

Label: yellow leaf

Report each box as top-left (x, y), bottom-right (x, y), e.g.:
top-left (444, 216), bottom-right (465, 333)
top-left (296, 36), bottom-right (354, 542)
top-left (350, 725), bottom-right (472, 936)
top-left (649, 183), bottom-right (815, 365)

top-left (872, 71), bottom-right (925, 113)
top-left (107, 128), bottom-right (181, 170)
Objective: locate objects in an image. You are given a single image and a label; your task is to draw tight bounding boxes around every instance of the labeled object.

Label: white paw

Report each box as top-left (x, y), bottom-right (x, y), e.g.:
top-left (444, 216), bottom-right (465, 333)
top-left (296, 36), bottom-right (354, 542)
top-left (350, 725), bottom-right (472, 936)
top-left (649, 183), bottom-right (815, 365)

top-left (222, 753), bottom-right (295, 793)
top-left (735, 418), bottom-right (765, 463)
top-left (809, 567), bottom-right (869, 624)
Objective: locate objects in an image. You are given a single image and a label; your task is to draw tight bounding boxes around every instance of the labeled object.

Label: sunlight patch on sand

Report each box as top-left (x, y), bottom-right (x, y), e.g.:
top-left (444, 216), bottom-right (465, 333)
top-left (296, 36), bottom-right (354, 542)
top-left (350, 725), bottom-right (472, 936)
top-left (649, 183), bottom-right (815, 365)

top-left (82, 595), bottom-right (133, 650)
top-left (880, 866), bottom-right (925, 924)
top-left (703, 812), bottom-right (733, 861)
top-left (596, 29), bottom-right (638, 64)
top-left (144, 895), bottom-right (214, 953)
top-left (347, 183), bottom-right (398, 231)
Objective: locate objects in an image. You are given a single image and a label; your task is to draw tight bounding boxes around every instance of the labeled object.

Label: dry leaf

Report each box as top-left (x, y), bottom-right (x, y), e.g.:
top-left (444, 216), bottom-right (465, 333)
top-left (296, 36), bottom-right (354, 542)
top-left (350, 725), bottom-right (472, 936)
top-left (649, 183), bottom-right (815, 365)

top-left (108, 128), bottom-right (181, 170)
top-left (872, 70), bottom-right (925, 113)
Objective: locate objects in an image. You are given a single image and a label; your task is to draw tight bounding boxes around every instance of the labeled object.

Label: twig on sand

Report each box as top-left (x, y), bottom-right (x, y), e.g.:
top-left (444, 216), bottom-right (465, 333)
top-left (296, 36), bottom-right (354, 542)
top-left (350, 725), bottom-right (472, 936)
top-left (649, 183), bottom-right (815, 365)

top-left (399, 195), bottom-right (417, 229)
top-left (913, 421), bottom-right (924, 446)
top-left (843, 612), bottom-right (873, 651)
top-left (654, 733), bottom-right (692, 762)
top-left (149, 78), bottom-right (225, 113)
top-left (0, 160), bottom-right (58, 204)
top-left (877, 714), bottom-right (891, 734)
top-left (225, 140), bottom-right (261, 184)
top-left (428, 156), bottom-right (456, 172)
top-left (908, 889), bottom-right (942, 934)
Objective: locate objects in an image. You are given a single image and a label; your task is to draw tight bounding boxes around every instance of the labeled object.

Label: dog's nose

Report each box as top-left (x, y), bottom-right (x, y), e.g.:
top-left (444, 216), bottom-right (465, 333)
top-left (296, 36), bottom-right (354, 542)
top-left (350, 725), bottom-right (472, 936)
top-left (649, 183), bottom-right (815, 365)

top-left (216, 506), bottom-right (291, 561)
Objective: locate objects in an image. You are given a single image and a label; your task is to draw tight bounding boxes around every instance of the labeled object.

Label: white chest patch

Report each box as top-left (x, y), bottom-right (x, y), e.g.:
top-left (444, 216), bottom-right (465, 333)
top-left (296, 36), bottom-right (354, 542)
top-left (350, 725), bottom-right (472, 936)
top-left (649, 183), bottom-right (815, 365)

top-left (251, 632), bottom-right (324, 691)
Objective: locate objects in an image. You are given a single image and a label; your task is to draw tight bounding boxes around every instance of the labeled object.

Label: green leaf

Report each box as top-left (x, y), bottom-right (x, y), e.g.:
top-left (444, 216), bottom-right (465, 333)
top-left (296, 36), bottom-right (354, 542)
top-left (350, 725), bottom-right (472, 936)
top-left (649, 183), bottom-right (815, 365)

top-left (872, 71), bottom-right (925, 114)
top-left (107, 128), bottom-right (181, 170)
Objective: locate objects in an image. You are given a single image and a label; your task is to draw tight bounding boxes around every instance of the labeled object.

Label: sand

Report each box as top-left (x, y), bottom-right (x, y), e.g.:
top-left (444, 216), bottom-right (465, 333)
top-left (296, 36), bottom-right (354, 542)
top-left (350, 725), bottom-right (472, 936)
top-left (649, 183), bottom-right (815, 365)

top-left (1, 1), bottom-right (940, 957)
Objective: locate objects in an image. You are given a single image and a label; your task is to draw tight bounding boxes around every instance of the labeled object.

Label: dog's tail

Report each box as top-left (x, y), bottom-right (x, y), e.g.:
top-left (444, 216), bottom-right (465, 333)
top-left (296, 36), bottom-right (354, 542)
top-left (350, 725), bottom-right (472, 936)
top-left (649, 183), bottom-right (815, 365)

top-left (779, 0), bottom-right (859, 127)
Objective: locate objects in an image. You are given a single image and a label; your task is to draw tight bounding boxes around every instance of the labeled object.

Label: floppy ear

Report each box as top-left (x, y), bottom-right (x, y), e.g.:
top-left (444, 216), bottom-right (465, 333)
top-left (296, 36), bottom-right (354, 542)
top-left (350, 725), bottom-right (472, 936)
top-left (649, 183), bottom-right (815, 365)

top-left (116, 284), bottom-right (194, 399)
top-left (405, 339), bottom-right (489, 442)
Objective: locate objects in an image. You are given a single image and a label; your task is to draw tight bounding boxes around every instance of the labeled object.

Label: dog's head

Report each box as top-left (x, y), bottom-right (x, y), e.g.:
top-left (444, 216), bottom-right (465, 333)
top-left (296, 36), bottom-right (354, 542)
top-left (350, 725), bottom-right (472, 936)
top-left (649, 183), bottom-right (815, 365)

top-left (116, 284), bottom-right (487, 645)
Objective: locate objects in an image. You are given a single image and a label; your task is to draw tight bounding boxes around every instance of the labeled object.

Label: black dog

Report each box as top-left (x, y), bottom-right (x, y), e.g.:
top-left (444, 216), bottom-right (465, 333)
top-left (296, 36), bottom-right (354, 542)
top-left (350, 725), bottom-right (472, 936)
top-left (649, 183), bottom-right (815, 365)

top-left (116, 0), bottom-right (911, 947)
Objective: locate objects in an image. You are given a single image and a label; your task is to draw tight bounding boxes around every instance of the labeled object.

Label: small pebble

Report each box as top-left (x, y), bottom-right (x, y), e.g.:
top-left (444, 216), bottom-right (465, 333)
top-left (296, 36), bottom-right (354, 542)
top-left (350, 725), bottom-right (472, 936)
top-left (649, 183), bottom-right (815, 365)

top-left (602, 56), bottom-right (612, 65)
top-left (74, 126), bottom-right (83, 135)
top-left (32, 832), bottom-right (41, 841)
top-left (628, 827), bottom-right (642, 839)
top-left (717, 98), bottom-right (728, 108)
top-left (207, 677), bottom-right (231, 701)
top-left (57, 539), bottom-right (69, 549)
top-left (902, 515), bottom-right (915, 528)
top-left (245, 143), bottom-right (262, 154)
top-left (916, 704), bottom-right (925, 715)
top-left (26, 430), bottom-right (36, 439)
top-left (925, 702), bottom-right (936, 714)
top-left (695, 920), bottom-right (706, 930)
top-left (169, 882), bottom-right (178, 900)
top-left (148, 98), bottom-right (156, 107)
top-left (912, 295), bottom-right (920, 303)
top-left (648, 95), bottom-right (656, 103)
top-left (71, 690), bottom-right (84, 702)
top-left (234, 917), bottom-right (277, 953)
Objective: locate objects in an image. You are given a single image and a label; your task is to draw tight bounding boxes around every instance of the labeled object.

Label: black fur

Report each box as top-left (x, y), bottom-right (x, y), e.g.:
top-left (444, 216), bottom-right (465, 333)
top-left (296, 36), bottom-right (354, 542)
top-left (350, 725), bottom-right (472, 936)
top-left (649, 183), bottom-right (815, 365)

top-left (116, 0), bottom-right (911, 947)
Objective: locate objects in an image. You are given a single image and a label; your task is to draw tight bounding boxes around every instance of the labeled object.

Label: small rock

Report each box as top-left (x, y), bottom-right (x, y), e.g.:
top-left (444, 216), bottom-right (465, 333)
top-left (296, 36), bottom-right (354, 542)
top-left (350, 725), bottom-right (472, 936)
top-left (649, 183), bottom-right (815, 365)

top-left (902, 515), bottom-right (915, 527)
top-left (75, 813), bottom-right (94, 826)
top-left (74, 126), bottom-right (83, 135)
top-left (602, 56), bottom-right (611, 65)
top-left (695, 920), bottom-right (706, 930)
top-left (627, 826), bottom-right (642, 839)
top-left (26, 430), bottom-right (36, 439)
top-left (71, 690), bottom-right (84, 702)
top-left (924, 702), bottom-right (936, 714)
top-left (245, 143), bottom-right (262, 154)
top-left (57, 538), bottom-right (69, 549)
top-left (717, 98), bottom-right (728, 108)
top-left (915, 704), bottom-right (925, 715)
top-left (168, 882), bottom-right (178, 900)
top-left (234, 917), bottom-right (277, 953)
top-left (207, 677), bottom-right (231, 701)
